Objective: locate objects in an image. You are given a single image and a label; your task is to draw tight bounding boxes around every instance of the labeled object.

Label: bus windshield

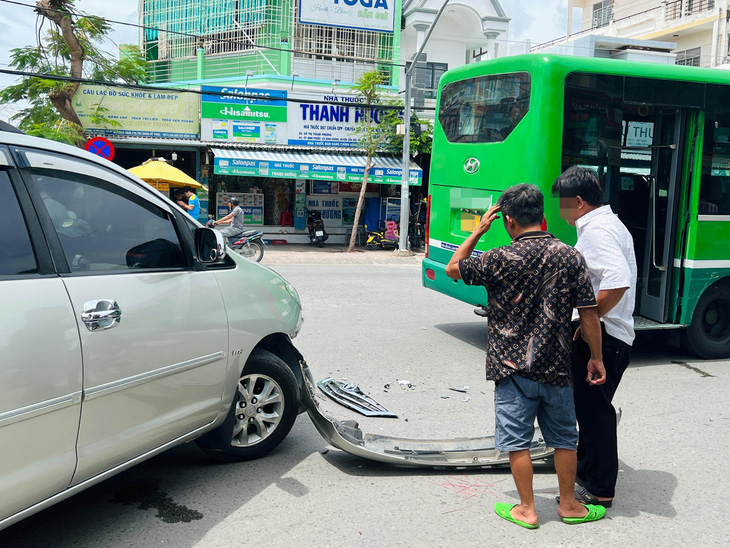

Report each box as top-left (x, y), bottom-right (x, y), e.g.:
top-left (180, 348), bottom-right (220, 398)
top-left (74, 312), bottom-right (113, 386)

top-left (439, 72), bottom-right (531, 144)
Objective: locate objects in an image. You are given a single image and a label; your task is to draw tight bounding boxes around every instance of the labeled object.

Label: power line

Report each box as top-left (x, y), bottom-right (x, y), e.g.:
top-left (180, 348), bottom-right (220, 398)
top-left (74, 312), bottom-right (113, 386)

top-left (0, 67), bottom-right (436, 111)
top-left (0, 0), bottom-right (410, 69)
top-left (4, 0), bottom-right (724, 66)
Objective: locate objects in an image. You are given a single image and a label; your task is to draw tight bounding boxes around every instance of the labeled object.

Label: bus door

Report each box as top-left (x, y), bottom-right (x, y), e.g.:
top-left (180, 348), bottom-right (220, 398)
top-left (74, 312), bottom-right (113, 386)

top-left (638, 109), bottom-right (685, 322)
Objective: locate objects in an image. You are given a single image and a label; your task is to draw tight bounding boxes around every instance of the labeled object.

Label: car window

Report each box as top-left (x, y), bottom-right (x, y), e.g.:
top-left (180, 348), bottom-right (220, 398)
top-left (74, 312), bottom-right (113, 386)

top-left (0, 170), bottom-right (39, 276)
top-left (27, 168), bottom-right (186, 272)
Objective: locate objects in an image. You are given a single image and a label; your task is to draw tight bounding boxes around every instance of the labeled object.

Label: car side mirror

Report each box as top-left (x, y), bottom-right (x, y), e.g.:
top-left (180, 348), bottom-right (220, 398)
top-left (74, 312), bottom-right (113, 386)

top-left (195, 227), bottom-right (226, 264)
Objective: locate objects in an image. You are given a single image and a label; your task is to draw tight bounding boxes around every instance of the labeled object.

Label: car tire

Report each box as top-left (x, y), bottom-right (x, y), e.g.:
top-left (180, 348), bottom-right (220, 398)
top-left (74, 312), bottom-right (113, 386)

top-left (682, 284), bottom-right (730, 359)
top-left (196, 349), bottom-right (300, 462)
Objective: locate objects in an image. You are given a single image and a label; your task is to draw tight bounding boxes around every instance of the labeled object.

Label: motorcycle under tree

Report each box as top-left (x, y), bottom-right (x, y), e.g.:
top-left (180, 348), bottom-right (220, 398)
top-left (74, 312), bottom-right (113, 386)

top-left (306, 210), bottom-right (328, 248)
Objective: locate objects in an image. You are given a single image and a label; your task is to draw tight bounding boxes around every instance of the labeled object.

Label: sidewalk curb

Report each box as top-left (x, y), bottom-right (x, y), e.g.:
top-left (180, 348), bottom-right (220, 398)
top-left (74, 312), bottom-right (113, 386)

top-left (257, 244), bottom-right (425, 265)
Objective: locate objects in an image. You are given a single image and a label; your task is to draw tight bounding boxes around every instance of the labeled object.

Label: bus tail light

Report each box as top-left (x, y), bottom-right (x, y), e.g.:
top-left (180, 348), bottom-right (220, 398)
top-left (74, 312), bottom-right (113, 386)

top-left (426, 268), bottom-right (435, 280)
top-left (425, 194), bottom-right (431, 258)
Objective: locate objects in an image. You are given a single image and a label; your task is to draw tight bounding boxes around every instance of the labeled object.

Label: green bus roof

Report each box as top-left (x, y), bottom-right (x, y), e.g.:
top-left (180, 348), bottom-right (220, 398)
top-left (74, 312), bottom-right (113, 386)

top-left (439, 53), bottom-right (730, 89)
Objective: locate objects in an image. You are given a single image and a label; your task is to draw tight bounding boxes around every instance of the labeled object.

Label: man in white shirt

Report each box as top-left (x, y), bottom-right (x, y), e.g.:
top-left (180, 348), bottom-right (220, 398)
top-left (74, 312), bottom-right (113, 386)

top-left (552, 166), bottom-right (637, 509)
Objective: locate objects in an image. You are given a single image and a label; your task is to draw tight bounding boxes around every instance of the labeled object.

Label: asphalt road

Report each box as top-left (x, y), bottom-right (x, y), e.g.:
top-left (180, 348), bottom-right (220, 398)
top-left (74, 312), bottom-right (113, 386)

top-left (2, 264), bottom-right (729, 547)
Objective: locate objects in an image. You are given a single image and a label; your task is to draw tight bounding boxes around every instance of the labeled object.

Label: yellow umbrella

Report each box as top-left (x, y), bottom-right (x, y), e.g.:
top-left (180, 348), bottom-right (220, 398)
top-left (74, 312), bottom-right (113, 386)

top-left (128, 158), bottom-right (206, 191)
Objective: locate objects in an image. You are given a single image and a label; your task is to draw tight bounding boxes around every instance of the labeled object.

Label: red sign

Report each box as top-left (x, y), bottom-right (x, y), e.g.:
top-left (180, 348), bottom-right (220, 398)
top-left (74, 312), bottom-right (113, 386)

top-left (339, 181), bottom-right (378, 193)
top-left (84, 136), bottom-right (115, 161)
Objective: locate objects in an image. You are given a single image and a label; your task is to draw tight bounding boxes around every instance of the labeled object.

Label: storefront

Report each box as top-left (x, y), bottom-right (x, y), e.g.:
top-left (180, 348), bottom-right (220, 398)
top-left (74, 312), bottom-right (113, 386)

top-left (209, 148), bottom-right (422, 244)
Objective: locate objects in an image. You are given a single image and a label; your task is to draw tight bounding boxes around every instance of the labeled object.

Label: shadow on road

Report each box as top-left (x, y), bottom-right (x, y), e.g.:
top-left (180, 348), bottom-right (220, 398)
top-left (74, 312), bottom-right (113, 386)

top-left (433, 321), bottom-right (488, 352)
top-left (0, 418), bottom-right (320, 547)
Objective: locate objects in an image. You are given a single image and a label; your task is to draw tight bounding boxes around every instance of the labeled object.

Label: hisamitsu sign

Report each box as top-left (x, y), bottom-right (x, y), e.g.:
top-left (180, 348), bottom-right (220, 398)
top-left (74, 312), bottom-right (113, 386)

top-left (298, 0), bottom-right (395, 33)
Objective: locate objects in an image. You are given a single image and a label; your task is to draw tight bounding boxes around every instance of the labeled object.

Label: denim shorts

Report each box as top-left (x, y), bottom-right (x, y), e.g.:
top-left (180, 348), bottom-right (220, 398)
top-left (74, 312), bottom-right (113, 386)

top-left (494, 375), bottom-right (578, 452)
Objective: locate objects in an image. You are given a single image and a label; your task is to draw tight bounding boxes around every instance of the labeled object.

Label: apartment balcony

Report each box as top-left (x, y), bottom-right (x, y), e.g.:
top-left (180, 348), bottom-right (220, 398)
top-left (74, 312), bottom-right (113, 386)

top-left (664, 0), bottom-right (716, 22)
top-left (533, 0), bottom-right (718, 52)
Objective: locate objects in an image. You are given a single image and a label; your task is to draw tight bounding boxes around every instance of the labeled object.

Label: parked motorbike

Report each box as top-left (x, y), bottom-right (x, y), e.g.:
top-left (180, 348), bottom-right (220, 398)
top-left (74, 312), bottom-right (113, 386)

top-left (366, 220), bottom-right (399, 250)
top-left (307, 210), bottom-right (328, 248)
top-left (408, 198), bottom-right (427, 250)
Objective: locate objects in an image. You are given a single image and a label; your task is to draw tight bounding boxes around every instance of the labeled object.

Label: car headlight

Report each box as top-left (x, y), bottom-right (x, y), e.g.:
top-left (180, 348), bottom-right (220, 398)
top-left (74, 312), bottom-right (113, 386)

top-left (284, 281), bottom-right (301, 308)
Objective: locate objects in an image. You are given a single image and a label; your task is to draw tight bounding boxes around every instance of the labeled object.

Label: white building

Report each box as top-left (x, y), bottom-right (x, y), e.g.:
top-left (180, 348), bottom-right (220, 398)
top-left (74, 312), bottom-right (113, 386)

top-left (400, 0), bottom-right (510, 109)
top-left (536, 0), bottom-right (730, 68)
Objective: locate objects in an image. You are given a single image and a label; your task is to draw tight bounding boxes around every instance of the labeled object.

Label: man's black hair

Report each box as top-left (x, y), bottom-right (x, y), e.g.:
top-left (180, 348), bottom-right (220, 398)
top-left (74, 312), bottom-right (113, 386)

top-left (496, 183), bottom-right (544, 227)
top-left (551, 166), bottom-right (604, 206)
top-left (182, 186), bottom-right (193, 193)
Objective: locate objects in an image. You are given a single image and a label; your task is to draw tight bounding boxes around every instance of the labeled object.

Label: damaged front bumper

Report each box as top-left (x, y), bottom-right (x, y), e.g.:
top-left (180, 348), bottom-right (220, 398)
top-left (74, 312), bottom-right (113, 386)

top-left (300, 360), bottom-right (554, 469)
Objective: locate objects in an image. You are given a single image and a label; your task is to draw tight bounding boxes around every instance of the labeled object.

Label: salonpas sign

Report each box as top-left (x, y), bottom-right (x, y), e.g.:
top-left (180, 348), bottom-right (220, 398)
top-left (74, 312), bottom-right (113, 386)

top-left (298, 0), bottom-right (395, 33)
top-left (214, 157), bottom-right (421, 185)
top-left (201, 86), bottom-right (287, 122)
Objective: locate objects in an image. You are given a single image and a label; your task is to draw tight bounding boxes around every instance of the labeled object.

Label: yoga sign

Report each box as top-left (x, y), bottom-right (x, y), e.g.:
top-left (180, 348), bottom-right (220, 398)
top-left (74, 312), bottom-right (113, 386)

top-left (298, 0), bottom-right (395, 33)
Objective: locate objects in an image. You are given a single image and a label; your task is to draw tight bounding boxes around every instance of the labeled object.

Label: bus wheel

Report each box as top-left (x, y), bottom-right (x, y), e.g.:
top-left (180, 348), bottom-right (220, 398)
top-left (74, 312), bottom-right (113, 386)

top-left (682, 284), bottom-right (730, 359)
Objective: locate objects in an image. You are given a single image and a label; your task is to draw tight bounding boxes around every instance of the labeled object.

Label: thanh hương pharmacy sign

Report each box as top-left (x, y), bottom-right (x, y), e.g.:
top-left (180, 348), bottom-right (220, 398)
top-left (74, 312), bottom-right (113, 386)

top-left (201, 86), bottom-right (390, 148)
top-left (298, 0), bottom-right (395, 33)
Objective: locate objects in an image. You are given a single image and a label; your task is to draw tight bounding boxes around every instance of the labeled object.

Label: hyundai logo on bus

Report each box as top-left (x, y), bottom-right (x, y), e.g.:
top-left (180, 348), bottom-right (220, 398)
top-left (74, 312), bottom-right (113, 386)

top-left (464, 157), bottom-right (480, 174)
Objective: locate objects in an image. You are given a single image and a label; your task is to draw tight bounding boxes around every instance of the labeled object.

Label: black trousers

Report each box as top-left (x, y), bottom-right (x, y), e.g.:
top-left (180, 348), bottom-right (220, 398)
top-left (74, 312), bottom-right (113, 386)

top-left (571, 323), bottom-right (631, 498)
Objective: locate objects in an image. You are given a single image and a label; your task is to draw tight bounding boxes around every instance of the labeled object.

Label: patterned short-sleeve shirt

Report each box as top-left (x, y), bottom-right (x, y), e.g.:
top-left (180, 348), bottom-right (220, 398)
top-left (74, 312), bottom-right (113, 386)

top-left (459, 232), bottom-right (596, 387)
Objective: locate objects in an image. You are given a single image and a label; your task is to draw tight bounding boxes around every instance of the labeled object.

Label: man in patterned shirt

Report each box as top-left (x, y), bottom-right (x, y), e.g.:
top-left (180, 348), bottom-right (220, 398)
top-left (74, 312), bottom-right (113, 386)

top-left (445, 183), bottom-right (606, 528)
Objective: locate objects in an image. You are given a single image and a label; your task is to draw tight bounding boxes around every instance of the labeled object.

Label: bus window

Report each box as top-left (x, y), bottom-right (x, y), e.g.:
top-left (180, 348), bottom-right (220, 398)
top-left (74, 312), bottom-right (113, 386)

top-left (439, 73), bottom-right (530, 143)
top-left (700, 84), bottom-right (730, 217)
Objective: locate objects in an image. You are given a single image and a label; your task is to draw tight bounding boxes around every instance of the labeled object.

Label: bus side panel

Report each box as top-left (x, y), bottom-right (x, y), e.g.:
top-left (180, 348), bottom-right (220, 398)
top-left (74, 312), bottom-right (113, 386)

top-left (679, 217), bottom-right (730, 325)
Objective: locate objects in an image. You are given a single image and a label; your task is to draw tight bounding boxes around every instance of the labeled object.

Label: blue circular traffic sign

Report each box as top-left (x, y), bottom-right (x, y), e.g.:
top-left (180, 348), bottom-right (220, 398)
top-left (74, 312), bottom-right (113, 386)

top-left (85, 137), bottom-right (115, 161)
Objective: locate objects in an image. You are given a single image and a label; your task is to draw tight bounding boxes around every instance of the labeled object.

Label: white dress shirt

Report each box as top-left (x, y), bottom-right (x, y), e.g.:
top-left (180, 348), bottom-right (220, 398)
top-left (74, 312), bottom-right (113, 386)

top-left (573, 205), bottom-right (637, 346)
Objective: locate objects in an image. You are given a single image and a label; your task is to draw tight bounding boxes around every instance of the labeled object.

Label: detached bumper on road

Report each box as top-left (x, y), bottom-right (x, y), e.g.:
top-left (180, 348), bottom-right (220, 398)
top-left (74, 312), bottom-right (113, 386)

top-left (300, 360), bottom-right (554, 469)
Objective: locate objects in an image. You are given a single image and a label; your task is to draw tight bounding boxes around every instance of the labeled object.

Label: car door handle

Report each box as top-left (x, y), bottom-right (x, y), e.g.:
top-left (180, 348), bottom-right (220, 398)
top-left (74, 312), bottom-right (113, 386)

top-left (81, 299), bottom-right (122, 331)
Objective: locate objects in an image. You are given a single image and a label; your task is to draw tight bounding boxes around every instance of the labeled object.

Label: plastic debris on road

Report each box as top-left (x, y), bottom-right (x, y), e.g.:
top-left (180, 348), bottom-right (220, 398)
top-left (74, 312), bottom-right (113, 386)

top-left (317, 377), bottom-right (398, 418)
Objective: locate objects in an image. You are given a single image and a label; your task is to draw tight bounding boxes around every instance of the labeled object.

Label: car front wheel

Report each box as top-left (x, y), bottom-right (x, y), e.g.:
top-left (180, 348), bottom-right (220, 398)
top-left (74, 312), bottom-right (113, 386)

top-left (196, 349), bottom-right (300, 461)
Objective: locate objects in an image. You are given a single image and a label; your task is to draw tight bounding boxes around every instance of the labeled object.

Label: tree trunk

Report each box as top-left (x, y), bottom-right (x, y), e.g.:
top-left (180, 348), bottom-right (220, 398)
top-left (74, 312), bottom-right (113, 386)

top-left (347, 155), bottom-right (372, 252)
top-left (36, 0), bottom-right (84, 141)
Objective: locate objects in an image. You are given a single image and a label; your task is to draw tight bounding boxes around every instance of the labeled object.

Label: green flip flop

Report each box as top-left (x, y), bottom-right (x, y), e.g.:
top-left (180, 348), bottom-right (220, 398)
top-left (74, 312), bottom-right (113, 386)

top-left (561, 504), bottom-right (606, 525)
top-left (494, 502), bottom-right (539, 529)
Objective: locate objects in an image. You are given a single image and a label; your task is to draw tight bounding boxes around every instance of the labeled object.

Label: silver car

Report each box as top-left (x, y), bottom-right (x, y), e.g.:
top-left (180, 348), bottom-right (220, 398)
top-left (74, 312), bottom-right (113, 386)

top-left (0, 130), bottom-right (305, 530)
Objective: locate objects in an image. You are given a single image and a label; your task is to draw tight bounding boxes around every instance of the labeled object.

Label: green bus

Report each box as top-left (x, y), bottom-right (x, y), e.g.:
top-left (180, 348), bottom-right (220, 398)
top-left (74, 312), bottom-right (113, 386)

top-left (422, 54), bottom-right (730, 359)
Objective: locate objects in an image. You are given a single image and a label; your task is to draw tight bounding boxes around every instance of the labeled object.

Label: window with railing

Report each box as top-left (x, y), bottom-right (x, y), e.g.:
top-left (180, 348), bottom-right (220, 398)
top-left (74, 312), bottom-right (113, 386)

top-left (665, 0), bottom-right (715, 22)
top-left (407, 59), bottom-right (448, 101)
top-left (291, 4), bottom-right (393, 84)
top-left (592, 1), bottom-right (613, 28)
top-left (142, 0), bottom-right (280, 61)
top-left (676, 47), bottom-right (701, 66)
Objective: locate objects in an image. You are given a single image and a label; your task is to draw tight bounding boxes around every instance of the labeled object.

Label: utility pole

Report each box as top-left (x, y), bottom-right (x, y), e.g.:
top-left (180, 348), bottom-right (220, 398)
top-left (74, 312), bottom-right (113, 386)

top-left (397, 0), bottom-right (450, 254)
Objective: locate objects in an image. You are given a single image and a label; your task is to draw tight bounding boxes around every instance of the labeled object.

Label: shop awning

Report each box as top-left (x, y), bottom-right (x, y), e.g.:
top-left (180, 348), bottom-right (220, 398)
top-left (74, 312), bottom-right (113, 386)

top-left (211, 149), bottom-right (422, 185)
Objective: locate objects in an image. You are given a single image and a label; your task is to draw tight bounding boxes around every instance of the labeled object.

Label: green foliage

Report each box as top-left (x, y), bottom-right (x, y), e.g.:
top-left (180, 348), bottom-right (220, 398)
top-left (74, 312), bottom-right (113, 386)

top-left (25, 119), bottom-right (85, 146)
top-left (0, 0), bottom-right (147, 145)
top-left (352, 70), bottom-right (433, 157)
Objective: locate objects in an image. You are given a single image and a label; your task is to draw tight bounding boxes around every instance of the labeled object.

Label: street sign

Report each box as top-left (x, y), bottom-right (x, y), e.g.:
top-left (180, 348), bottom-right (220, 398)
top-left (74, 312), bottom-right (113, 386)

top-left (84, 136), bottom-right (115, 160)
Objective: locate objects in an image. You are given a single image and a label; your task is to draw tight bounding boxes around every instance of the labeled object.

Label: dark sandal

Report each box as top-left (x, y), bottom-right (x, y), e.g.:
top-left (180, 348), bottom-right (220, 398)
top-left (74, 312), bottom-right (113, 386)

top-left (555, 486), bottom-right (613, 508)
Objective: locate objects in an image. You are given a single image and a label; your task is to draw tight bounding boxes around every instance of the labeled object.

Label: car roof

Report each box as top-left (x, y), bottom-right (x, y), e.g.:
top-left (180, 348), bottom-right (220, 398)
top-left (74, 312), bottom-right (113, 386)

top-left (0, 130), bottom-right (185, 216)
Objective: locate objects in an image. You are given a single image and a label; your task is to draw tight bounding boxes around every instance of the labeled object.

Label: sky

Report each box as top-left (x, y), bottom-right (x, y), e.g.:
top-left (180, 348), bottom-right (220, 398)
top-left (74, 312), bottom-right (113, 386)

top-left (0, 0), bottom-right (573, 122)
